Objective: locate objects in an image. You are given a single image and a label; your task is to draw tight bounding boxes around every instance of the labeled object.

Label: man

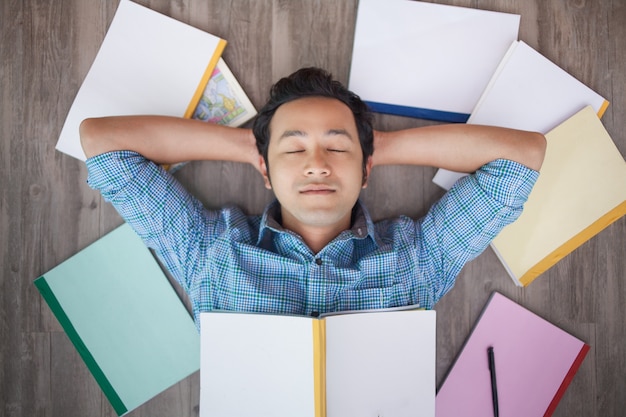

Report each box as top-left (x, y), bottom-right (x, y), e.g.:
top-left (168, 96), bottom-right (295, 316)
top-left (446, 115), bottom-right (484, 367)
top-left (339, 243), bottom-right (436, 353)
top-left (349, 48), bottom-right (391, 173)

top-left (80, 68), bottom-right (545, 325)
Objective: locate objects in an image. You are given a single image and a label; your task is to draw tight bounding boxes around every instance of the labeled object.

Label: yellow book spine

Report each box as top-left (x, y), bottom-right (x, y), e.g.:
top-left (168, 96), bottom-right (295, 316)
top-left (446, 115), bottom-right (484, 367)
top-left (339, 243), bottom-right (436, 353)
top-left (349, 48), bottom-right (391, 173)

top-left (597, 99), bottom-right (610, 119)
top-left (312, 319), bottom-right (326, 417)
top-left (183, 39), bottom-right (228, 119)
top-left (520, 200), bottom-right (626, 286)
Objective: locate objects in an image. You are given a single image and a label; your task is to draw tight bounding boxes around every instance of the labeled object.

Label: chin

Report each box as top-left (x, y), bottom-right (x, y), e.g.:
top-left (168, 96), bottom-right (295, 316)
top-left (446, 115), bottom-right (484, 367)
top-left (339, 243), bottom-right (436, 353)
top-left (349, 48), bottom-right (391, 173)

top-left (296, 209), bottom-right (351, 228)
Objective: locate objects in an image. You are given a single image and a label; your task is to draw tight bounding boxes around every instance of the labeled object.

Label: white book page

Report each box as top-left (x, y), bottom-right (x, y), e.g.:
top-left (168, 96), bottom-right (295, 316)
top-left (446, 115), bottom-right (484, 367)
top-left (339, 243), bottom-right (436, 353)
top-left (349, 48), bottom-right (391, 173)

top-left (467, 41), bottom-right (607, 132)
top-left (349, 0), bottom-right (519, 114)
top-left (434, 40), bottom-right (608, 190)
top-left (325, 310), bottom-right (436, 417)
top-left (200, 313), bottom-right (316, 417)
top-left (56, 0), bottom-right (224, 160)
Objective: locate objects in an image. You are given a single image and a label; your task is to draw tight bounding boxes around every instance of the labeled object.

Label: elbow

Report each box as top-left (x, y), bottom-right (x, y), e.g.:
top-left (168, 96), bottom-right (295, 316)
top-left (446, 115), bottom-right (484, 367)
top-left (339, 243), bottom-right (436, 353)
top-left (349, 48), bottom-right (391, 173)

top-left (79, 118), bottom-right (97, 158)
top-left (79, 117), bottom-right (108, 159)
top-left (527, 132), bottom-right (547, 172)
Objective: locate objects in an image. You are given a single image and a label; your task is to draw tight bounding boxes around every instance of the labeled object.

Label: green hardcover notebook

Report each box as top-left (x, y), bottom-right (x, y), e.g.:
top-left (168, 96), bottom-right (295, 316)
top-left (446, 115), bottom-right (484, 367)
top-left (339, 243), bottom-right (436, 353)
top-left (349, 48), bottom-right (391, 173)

top-left (35, 223), bottom-right (200, 416)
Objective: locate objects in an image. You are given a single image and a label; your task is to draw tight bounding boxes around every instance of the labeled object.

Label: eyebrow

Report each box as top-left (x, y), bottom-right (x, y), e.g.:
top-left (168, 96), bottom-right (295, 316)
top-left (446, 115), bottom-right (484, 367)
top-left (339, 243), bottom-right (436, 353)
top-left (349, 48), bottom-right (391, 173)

top-left (327, 129), bottom-right (354, 140)
top-left (278, 129), bottom-right (354, 141)
top-left (279, 130), bottom-right (307, 140)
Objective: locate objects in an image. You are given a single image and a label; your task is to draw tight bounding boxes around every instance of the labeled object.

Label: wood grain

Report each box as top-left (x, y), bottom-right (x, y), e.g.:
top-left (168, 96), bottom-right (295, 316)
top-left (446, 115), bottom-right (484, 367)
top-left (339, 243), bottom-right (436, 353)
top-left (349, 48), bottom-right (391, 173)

top-left (1, 1), bottom-right (624, 416)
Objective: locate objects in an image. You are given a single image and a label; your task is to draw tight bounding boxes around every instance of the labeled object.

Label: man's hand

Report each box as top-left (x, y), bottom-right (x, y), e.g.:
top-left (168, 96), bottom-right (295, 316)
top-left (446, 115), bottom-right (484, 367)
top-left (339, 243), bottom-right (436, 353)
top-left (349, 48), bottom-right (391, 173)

top-left (372, 124), bottom-right (546, 172)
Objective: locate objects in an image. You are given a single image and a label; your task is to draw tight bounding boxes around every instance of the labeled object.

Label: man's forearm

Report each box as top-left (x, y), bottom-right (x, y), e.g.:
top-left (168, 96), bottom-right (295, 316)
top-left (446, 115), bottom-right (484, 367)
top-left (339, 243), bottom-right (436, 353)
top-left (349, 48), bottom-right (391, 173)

top-left (80, 116), bottom-right (259, 167)
top-left (372, 124), bottom-right (546, 172)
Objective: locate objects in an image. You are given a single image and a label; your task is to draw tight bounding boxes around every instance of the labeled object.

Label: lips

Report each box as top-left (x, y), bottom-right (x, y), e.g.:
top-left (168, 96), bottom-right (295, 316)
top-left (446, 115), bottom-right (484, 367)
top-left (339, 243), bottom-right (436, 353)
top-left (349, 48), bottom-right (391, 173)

top-left (299, 184), bottom-right (336, 194)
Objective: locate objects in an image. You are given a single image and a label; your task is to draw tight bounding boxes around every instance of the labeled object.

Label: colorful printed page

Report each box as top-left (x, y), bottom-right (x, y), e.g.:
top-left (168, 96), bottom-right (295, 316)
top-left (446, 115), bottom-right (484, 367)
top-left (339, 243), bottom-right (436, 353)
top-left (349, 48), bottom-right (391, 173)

top-left (436, 292), bottom-right (589, 417)
top-left (56, 0), bottom-right (226, 161)
top-left (192, 59), bottom-right (257, 127)
top-left (349, 0), bottom-right (519, 122)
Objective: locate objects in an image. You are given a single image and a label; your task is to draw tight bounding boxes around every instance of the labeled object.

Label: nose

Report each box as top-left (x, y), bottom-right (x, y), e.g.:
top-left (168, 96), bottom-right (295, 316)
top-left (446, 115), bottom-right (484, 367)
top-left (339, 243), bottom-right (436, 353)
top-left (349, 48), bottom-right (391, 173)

top-left (304, 148), bottom-right (330, 177)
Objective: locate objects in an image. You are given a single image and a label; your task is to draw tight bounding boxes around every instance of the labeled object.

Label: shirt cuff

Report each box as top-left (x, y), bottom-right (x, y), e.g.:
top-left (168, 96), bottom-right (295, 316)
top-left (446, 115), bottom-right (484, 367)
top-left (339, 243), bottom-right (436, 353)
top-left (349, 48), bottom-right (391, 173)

top-left (472, 159), bottom-right (539, 208)
top-left (86, 151), bottom-right (156, 201)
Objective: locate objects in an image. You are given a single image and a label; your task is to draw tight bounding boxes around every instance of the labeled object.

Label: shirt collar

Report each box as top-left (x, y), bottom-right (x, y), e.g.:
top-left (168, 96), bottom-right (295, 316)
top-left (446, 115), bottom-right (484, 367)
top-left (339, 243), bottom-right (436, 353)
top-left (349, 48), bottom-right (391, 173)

top-left (257, 199), bottom-right (377, 247)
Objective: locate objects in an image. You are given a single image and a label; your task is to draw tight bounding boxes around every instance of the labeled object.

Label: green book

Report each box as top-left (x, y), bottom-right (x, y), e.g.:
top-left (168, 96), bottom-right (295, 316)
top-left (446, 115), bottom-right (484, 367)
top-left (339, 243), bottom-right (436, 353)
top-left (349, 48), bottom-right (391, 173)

top-left (35, 223), bottom-right (200, 416)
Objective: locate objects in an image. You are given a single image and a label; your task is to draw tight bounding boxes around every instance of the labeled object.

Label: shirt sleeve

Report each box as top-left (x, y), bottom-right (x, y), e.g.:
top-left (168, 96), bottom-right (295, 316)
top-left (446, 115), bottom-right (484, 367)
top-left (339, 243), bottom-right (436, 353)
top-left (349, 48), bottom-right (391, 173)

top-left (86, 151), bottom-right (220, 293)
top-left (417, 159), bottom-right (539, 301)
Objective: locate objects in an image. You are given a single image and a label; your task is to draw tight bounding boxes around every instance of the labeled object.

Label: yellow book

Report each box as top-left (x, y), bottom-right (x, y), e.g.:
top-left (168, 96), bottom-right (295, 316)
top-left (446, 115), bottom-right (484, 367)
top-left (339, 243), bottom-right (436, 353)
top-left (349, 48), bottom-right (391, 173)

top-left (199, 308), bottom-right (435, 417)
top-left (491, 106), bottom-right (626, 286)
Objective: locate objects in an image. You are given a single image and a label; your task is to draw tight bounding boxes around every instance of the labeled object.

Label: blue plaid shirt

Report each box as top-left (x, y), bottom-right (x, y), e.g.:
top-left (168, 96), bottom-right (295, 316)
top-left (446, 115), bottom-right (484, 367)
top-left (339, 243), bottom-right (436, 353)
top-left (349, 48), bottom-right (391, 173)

top-left (86, 151), bottom-right (538, 326)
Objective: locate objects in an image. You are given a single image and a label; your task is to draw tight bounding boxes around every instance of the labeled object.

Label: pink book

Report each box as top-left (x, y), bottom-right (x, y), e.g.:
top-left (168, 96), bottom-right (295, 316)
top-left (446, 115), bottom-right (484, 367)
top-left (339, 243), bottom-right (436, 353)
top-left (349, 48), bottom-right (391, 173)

top-left (436, 292), bottom-right (589, 417)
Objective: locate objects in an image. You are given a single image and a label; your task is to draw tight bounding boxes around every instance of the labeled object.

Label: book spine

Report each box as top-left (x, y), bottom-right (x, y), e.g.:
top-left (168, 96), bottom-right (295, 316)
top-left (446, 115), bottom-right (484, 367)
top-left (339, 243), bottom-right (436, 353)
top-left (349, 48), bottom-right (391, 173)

top-left (364, 101), bottom-right (469, 123)
top-left (312, 320), bottom-right (326, 417)
top-left (183, 39), bottom-right (228, 119)
top-left (520, 201), bottom-right (626, 286)
top-left (543, 344), bottom-right (590, 417)
top-left (34, 276), bottom-right (128, 416)
top-left (597, 99), bottom-right (610, 118)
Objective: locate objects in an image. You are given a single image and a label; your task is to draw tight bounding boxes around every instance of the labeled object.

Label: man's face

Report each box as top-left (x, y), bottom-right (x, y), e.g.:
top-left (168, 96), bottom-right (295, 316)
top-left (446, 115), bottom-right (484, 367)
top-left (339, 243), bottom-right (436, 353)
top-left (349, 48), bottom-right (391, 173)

top-left (260, 96), bottom-right (371, 234)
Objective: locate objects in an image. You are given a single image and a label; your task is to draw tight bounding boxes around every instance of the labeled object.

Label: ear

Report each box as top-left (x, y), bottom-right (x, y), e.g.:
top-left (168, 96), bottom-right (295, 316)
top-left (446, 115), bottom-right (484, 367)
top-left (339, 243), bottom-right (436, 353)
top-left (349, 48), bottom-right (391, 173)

top-left (361, 156), bottom-right (373, 188)
top-left (259, 155), bottom-right (272, 189)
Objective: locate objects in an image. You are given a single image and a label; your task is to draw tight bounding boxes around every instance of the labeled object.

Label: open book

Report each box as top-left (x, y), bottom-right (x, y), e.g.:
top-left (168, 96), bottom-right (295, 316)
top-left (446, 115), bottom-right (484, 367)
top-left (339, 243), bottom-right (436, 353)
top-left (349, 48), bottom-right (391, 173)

top-left (200, 308), bottom-right (436, 417)
top-left (55, 0), bottom-right (230, 161)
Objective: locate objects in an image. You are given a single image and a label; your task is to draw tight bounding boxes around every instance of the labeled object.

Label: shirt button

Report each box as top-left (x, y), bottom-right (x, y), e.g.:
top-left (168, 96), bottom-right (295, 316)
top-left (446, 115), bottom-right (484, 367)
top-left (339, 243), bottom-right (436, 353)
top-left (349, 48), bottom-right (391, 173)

top-left (315, 258), bottom-right (323, 266)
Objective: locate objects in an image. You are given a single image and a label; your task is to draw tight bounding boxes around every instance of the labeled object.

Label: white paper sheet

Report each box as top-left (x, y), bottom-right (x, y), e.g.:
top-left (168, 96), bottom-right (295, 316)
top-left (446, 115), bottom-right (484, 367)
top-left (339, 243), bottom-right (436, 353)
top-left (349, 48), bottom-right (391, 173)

top-left (56, 0), bottom-right (224, 160)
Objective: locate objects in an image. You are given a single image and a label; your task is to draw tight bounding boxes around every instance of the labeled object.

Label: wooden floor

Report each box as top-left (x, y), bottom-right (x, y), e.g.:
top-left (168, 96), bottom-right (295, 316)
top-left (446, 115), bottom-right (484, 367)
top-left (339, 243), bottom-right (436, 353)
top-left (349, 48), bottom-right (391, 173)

top-left (2, 0), bottom-right (625, 416)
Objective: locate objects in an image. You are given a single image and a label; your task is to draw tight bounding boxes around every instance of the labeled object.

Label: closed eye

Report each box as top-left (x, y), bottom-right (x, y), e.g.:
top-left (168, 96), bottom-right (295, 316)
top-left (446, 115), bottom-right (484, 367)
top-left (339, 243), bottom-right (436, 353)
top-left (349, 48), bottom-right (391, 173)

top-left (328, 149), bottom-right (347, 153)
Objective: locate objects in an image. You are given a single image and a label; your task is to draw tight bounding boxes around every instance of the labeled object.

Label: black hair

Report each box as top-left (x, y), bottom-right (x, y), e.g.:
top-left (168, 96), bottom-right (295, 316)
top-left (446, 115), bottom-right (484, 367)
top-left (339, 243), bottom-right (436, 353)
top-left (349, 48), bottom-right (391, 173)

top-left (252, 67), bottom-right (374, 180)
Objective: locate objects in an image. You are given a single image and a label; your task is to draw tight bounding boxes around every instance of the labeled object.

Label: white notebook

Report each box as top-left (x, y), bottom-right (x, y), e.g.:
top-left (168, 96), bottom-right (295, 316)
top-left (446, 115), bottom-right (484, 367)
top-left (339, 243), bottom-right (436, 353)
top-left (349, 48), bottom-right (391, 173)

top-left (56, 0), bottom-right (226, 161)
top-left (433, 40), bottom-right (609, 189)
top-left (349, 0), bottom-right (520, 122)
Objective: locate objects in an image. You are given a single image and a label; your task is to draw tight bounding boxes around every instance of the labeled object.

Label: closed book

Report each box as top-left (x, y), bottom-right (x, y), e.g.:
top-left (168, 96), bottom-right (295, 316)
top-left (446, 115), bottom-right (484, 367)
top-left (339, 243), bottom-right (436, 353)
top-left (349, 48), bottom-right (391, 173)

top-left (436, 292), bottom-right (589, 417)
top-left (55, 0), bottom-right (226, 161)
top-left (491, 106), bottom-right (626, 286)
top-left (35, 224), bottom-right (200, 416)
top-left (433, 40), bottom-right (609, 190)
top-left (349, 0), bottom-right (519, 122)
